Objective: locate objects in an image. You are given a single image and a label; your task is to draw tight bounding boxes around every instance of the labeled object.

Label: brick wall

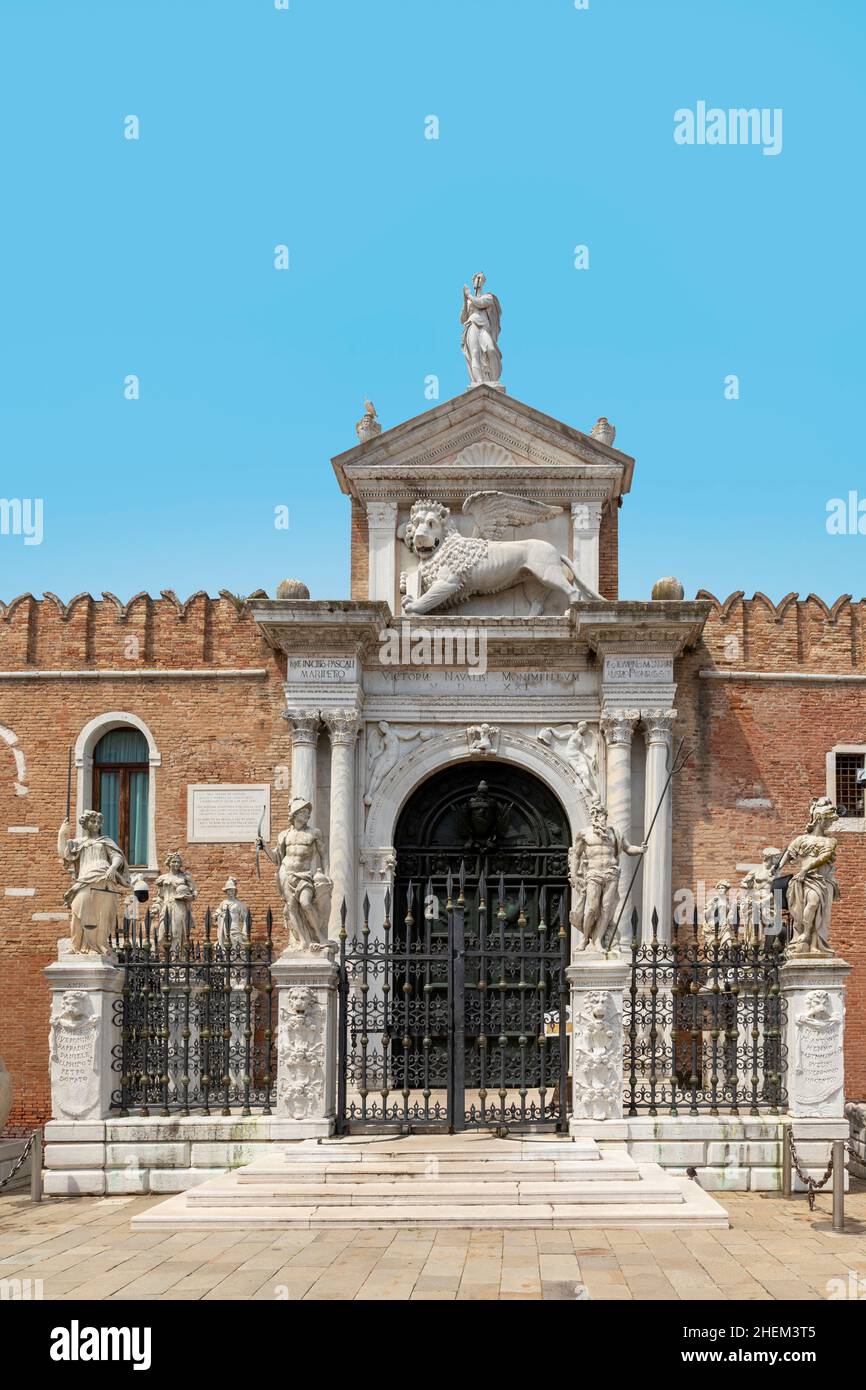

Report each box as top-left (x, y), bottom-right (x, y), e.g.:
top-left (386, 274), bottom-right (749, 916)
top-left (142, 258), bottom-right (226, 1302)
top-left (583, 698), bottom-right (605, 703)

top-left (2, 586), bottom-right (864, 1124)
top-left (598, 501), bottom-right (619, 599)
top-left (673, 591), bottom-right (866, 1098)
top-left (0, 595), bottom-right (289, 1128)
top-left (350, 500), bottom-right (369, 600)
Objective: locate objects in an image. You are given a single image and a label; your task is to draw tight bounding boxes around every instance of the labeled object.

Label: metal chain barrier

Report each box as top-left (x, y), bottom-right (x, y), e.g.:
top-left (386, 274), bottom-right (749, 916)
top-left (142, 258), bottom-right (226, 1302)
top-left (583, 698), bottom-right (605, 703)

top-left (789, 1133), bottom-right (833, 1211)
top-left (786, 1129), bottom-right (860, 1219)
top-left (0, 1133), bottom-right (34, 1192)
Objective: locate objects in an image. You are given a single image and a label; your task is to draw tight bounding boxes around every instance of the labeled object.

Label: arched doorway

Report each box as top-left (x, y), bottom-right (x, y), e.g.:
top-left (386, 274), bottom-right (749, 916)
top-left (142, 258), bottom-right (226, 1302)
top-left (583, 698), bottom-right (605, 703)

top-left (339, 761), bottom-right (571, 1134)
top-left (394, 760), bottom-right (571, 933)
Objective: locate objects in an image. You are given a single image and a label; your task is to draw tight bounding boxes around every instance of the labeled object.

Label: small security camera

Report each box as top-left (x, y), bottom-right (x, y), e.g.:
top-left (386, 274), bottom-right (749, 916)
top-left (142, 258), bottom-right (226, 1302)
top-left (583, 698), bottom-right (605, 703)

top-left (131, 874), bottom-right (150, 903)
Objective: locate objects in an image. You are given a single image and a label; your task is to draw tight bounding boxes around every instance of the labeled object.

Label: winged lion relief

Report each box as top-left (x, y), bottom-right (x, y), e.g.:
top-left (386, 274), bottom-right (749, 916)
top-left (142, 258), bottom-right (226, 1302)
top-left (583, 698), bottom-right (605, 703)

top-left (398, 491), bottom-right (601, 617)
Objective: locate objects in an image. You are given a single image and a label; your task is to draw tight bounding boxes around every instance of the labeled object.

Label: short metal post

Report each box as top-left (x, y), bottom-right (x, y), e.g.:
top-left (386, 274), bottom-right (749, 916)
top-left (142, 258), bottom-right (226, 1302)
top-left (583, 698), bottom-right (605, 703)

top-left (30, 1129), bottom-right (42, 1204)
top-left (781, 1123), bottom-right (792, 1198)
top-left (832, 1139), bottom-right (845, 1232)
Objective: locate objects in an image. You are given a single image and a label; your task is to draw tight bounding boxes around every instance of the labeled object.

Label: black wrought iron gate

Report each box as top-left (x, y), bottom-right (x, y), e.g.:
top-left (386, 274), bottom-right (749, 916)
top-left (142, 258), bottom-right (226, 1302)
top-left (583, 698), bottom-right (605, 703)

top-left (337, 867), bottom-right (570, 1133)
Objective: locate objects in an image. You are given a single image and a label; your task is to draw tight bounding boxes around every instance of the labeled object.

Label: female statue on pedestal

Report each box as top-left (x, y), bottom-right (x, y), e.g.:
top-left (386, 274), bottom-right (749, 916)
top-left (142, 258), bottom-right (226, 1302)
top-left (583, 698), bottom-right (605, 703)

top-left (58, 810), bottom-right (130, 955)
top-left (777, 797), bottom-right (839, 956)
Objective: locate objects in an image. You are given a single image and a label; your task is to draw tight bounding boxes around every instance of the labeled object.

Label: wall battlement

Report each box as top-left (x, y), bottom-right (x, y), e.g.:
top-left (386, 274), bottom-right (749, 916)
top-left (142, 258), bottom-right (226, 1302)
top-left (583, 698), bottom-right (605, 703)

top-left (697, 591), bottom-right (866, 670)
top-left (0, 590), bottom-right (273, 668)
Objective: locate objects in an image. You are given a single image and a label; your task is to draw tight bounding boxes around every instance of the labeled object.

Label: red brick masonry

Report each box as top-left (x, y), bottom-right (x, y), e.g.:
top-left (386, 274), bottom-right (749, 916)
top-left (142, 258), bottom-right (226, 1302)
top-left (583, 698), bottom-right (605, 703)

top-left (0, 587), bottom-right (863, 1125)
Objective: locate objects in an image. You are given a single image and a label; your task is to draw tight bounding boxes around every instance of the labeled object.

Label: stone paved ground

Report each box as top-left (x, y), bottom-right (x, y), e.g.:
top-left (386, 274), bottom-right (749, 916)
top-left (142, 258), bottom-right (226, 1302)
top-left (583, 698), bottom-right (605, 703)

top-left (1, 1183), bottom-right (865, 1301)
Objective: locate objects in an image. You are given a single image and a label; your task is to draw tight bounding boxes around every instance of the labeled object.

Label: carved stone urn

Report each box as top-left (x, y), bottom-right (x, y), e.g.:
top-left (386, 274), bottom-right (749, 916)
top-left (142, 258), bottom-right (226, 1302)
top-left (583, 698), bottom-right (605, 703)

top-left (0, 1055), bottom-right (11, 1130)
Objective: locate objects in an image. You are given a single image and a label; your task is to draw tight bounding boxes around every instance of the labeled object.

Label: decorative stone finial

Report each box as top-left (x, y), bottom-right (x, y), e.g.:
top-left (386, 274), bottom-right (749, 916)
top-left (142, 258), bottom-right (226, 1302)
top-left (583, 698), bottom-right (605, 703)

top-left (275, 579), bottom-right (311, 600)
top-left (590, 417), bottom-right (616, 447)
top-left (460, 273), bottom-right (504, 391)
top-left (355, 399), bottom-right (382, 443)
top-left (651, 576), bottom-right (685, 601)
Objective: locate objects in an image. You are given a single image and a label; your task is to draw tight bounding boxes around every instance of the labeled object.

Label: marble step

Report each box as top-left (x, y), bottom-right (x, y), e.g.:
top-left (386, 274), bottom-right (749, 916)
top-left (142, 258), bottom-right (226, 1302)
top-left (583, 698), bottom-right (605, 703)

top-left (235, 1160), bottom-right (642, 1183)
top-left (133, 1181), bottom-right (728, 1230)
top-left (187, 1177), bottom-right (682, 1207)
top-left (269, 1138), bottom-right (601, 1161)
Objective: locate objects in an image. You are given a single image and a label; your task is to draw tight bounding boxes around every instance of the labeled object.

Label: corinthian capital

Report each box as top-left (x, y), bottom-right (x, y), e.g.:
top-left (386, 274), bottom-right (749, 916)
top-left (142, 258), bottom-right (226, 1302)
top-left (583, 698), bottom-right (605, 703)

top-left (283, 708), bottom-right (321, 745)
top-left (643, 709), bottom-right (678, 746)
top-left (365, 500), bottom-right (398, 531)
top-left (600, 709), bottom-right (640, 747)
top-left (323, 709), bottom-right (361, 746)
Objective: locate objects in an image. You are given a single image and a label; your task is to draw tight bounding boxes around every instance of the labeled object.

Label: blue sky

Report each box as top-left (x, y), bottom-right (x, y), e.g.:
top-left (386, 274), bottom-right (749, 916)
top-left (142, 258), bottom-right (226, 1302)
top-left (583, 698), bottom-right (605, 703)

top-left (0, 0), bottom-right (863, 605)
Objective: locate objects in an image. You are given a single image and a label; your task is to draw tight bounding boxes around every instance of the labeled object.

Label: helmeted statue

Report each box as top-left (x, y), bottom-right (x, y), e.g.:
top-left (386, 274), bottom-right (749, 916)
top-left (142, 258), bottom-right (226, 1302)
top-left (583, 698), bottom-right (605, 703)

top-left (702, 879), bottom-right (734, 948)
top-left (257, 796), bottom-right (333, 952)
top-left (216, 876), bottom-right (249, 949)
top-left (58, 809), bottom-right (130, 954)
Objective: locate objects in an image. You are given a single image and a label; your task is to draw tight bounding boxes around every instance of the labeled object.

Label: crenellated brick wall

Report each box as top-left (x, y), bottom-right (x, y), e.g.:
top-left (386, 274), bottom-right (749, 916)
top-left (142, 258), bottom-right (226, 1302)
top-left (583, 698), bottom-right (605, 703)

top-left (673, 591), bottom-right (866, 1098)
top-left (2, 586), bottom-right (864, 1124)
top-left (0, 593), bottom-right (289, 1128)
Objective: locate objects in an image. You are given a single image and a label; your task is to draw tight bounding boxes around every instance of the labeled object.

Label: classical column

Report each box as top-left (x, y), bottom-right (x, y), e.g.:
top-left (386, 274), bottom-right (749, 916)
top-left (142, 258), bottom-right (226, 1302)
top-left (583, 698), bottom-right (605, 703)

top-left (366, 500), bottom-right (398, 610)
top-left (283, 708), bottom-right (320, 825)
top-left (641, 709), bottom-right (677, 942)
top-left (323, 709), bottom-right (360, 938)
top-left (571, 501), bottom-right (603, 595)
top-left (358, 846), bottom-right (396, 936)
top-left (600, 709), bottom-right (639, 940)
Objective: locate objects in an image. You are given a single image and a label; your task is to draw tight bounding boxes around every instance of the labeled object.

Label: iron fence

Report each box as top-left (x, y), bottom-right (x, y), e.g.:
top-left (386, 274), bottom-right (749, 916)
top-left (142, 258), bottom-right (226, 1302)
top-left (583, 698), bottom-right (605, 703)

top-left (624, 907), bottom-right (787, 1116)
top-left (111, 908), bottom-right (276, 1116)
top-left (337, 868), bottom-right (570, 1133)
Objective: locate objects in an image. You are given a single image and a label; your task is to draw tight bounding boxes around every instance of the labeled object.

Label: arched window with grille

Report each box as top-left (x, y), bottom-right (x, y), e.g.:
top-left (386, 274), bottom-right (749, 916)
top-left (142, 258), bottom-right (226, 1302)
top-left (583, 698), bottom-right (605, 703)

top-left (93, 728), bottom-right (150, 866)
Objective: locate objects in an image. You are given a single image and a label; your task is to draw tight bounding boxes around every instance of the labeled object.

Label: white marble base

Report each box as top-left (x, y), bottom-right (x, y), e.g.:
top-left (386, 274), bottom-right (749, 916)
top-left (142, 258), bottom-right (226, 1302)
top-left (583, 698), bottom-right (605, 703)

top-left (781, 955), bottom-right (851, 1119)
top-left (271, 950), bottom-right (339, 1127)
top-left (570, 1120), bottom-right (629, 1140)
top-left (567, 954), bottom-right (630, 1132)
top-left (44, 950), bottom-right (124, 1123)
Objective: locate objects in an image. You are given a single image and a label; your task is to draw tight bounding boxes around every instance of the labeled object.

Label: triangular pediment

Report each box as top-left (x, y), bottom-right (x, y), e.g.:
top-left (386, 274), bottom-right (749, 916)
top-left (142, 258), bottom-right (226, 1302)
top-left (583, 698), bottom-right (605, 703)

top-left (332, 385), bottom-right (634, 507)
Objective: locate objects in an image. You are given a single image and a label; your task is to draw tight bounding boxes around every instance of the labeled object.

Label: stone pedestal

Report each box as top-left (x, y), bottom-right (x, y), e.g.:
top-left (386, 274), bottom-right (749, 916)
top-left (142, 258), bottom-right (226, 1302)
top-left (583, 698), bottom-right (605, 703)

top-left (567, 953), bottom-right (630, 1140)
top-left (44, 948), bottom-right (124, 1123)
top-left (272, 951), bottom-right (339, 1138)
top-left (781, 955), bottom-right (851, 1120)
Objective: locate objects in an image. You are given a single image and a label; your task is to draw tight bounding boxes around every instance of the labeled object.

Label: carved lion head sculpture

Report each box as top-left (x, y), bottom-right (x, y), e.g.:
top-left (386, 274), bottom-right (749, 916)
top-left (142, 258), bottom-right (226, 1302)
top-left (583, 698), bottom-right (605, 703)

top-left (56, 989), bottom-right (94, 1026)
top-left (399, 499), bottom-right (453, 561)
top-left (286, 987), bottom-right (317, 1021)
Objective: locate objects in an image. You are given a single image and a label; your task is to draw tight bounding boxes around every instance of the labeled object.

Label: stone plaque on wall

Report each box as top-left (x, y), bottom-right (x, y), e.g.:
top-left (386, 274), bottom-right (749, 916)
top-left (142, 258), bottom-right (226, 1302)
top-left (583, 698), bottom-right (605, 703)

top-left (604, 657), bottom-right (672, 684)
top-left (187, 784), bottom-right (271, 843)
top-left (287, 657), bottom-right (359, 684)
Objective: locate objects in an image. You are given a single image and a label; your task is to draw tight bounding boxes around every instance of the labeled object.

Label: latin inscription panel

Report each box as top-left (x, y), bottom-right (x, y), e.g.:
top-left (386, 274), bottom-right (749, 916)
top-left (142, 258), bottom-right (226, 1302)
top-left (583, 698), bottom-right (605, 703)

top-left (187, 784), bottom-right (271, 843)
